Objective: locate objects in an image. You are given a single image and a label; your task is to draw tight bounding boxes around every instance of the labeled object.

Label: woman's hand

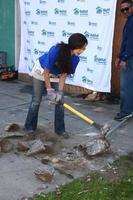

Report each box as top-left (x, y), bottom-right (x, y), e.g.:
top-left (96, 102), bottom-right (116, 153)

top-left (119, 60), bottom-right (126, 70)
top-left (115, 58), bottom-right (121, 68)
top-left (56, 90), bottom-right (64, 103)
top-left (115, 58), bottom-right (126, 70)
top-left (47, 88), bottom-right (57, 103)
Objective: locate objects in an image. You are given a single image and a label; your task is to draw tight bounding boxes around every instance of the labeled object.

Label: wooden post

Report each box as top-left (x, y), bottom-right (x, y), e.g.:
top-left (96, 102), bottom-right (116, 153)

top-left (111, 0), bottom-right (126, 95)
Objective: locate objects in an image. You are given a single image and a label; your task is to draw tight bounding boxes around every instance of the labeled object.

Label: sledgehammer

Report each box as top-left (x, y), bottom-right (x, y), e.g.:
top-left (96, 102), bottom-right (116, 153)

top-left (63, 103), bottom-right (110, 136)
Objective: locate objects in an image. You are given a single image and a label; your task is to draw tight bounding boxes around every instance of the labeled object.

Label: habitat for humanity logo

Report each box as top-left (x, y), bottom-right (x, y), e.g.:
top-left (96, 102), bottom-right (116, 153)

top-left (27, 48), bottom-right (31, 55)
top-left (67, 21), bottom-right (75, 26)
top-left (40, 0), bottom-right (47, 4)
top-left (42, 29), bottom-right (55, 37)
top-left (88, 21), bottom-right (97, 27)
top-left (76, 0), bottom-right (86, 2)
top-left (26, 39), bottom-right (30, 44)
top-left (27, 29), bottom-right (34, 36)
top-left (57, 0), bottom-right (65, 3)
top-left (24, 56), bottom-right (28, 61)
top-left (96, 7), bottom-right (110, 15)
top-left (34, 49), bottom-right (44, 55)
top-left (94, 55), bottom-right (106, 65)
top-left (82, 76), bottom-right (93, 85)
top-left (31, 21), bottom-right (38, 25)
top-left (25, 11), bottom-right (31, 16)
top-left (24, 1), bottom-right (30, 5)
top-left (49, 21), bottom-right (56, 26)
top-left (87, 67), bottom-right (93, 73)
top-left (74, 8), bottom-right (88, 16)
top-left (38, 41), bottom-right (45, 45)
top-left (79, 56), bottom-right (87, 63)
top-left (62, 30), bottom-right (72, 37)
top-left (97, 46), bottom-right (102, 51)
top-left (84, 31), bottom-right (99, 40)
top-left (54, 8), bottom-right (67, 16)
top-left (36, 9), bottom-right (48, 16)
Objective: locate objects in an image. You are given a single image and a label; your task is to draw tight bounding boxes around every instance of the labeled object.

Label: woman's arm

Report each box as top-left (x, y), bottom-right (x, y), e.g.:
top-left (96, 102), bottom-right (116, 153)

top-left (44, 68), bottom-right (51, 89)
top-left (58, 73), bottom-right (68, 91)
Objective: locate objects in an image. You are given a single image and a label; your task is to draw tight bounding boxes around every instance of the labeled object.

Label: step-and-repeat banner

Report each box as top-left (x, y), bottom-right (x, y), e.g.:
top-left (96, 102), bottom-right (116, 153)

top-left (19, 0), bottom-right (117, 92)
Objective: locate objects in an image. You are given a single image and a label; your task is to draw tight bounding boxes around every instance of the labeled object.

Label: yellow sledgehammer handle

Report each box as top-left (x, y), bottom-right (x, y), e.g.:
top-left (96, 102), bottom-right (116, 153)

top-left (63, 103), bottom-right (94, 125)
top-left (63, 103), bottom-right (102, 130)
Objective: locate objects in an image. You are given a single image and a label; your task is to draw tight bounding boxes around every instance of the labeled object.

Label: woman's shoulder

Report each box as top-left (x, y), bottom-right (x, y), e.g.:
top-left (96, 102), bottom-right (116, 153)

top-left (72, 55), bottom-right (80, 61)
top-left (48, 44), bottom-right (60, 54)
top-left (49, 44), bottom-right (60, 50)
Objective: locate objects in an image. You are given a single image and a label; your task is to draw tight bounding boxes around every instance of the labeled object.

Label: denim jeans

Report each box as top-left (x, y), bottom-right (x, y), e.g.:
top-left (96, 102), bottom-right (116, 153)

top-left (120, 56), bottom-right (133, 114)
top-left (24, 77), bottom-right (65, 134)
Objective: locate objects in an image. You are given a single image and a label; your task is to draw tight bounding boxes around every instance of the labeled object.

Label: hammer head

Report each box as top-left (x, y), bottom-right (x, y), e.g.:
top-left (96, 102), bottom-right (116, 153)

top-left (101, 124), bottom-right (110, 136)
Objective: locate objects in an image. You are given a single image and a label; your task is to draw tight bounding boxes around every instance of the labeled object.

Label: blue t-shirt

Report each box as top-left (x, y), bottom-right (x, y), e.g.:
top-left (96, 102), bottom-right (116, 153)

top-left (39, 44), bottom-right (80, 75)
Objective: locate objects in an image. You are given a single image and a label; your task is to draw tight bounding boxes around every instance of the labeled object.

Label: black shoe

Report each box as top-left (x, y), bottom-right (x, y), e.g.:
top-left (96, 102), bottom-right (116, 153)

top-left (56, 131), bottom-right (70, 139)
top-left (114, 112), bottom-right (130, 121)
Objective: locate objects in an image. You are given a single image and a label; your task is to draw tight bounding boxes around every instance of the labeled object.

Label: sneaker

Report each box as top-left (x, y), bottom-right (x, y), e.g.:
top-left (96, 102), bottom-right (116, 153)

top-left (114, 112), bottom-right (130, 121)
top-left (23, 127), bottom-right (35, 133)
top-left (56, 131), bottom-right (70, 139)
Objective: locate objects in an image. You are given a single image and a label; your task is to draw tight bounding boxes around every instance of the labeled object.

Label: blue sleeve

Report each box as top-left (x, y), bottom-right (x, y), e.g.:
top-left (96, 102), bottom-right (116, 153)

top-left (119, 16), bottom-right (133, 61)
top-left (39, 45), bottom-right (59, 69)
top-left (71, 56), bottom-right (80, 74)
top-left (125, 19), bottom-right (133, 60)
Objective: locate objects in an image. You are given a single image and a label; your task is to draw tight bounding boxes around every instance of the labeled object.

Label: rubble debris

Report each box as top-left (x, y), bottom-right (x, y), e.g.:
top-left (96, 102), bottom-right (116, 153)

top-left (0, 132), bottom-right (24, 139)
top-left (34, 166), bottom-right (54, 182)
top-left (79, 138), bottom-right (110, 156)
top-left (17, 141), bottom-right (30, 151)
top-left (44, 143), bottom-right (54, 154)
top-left (26, 139), bottom-right (46, 156)
top-left (4, 123), bottom-right (20, 132)
top-left (41, 156), bottom-right (51, 164)
top-left (84, 92), bottom-right (98, 101)
top-left (51, 156), bottom-right (87, 175)
top-left (0, 139), bottom-right (13, 153)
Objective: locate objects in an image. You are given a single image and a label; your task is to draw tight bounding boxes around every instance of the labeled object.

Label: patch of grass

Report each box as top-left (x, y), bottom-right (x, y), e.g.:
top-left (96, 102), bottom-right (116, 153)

top-left (32, 154), bottom-right (133, 200)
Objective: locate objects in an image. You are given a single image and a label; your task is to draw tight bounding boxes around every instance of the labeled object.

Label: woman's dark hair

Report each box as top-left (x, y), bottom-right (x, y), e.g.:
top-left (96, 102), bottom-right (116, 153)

top-left (56, 33), bottom-right (88, 74)
top-left (56, 42), bottom-right (71, 74)
top-left (68, 33), bottom-right (88, 50)
top-left (121, 0), bottom-right (133, 5)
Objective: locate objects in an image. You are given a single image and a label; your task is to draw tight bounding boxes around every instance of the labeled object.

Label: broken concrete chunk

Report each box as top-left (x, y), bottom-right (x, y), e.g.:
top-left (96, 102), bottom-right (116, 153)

top-left (41, 156), bottom-right (51, 164)
top-left (44, 143), bottom-right (53, 154)
top-left (17, 141), bottom-right (30, 152)
top-left (0, 132), bottom-right (24, 139)
top-left (34, 166), bottom-right (54, 182)
top-left (4, 123), bottom-right (20, 132)
top-left (26, 139), bottom-right (46, 156)
top-left (79, 138), bottom-right (110, 156)
top-left (0, 139), bottom-right (13, 153)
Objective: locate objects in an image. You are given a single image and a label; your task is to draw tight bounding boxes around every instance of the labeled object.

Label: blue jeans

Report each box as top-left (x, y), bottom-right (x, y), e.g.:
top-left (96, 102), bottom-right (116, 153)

top-left (120, 56), bottom-right (133, 114)
top-left (24, 77), bottom-right (65, 134)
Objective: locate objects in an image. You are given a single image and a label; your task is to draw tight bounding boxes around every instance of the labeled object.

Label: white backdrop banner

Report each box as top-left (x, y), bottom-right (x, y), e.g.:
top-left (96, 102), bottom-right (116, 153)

top-left (19, 0), bottom-right (117, 92)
